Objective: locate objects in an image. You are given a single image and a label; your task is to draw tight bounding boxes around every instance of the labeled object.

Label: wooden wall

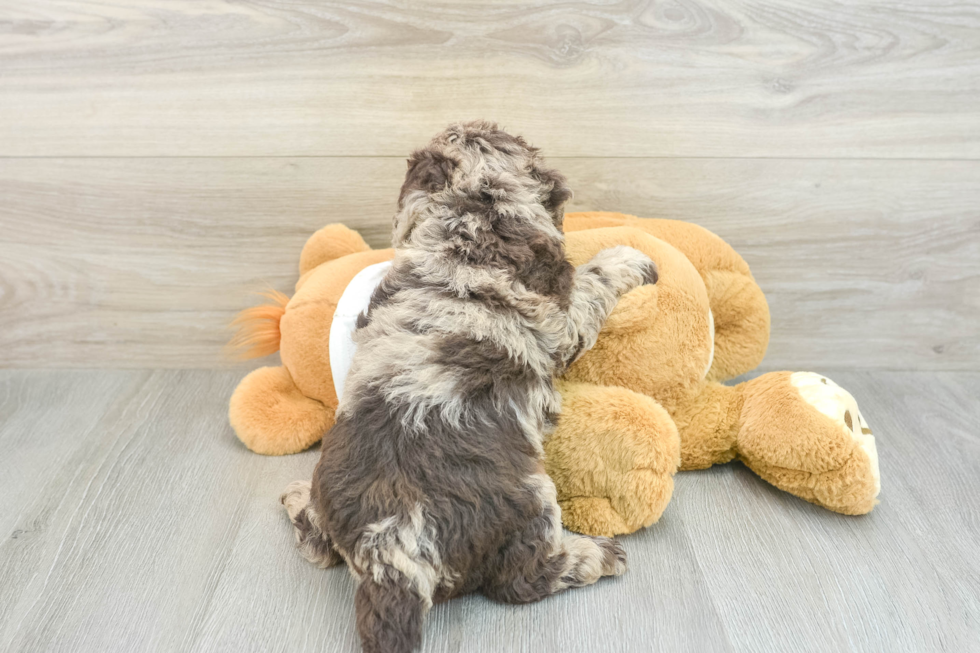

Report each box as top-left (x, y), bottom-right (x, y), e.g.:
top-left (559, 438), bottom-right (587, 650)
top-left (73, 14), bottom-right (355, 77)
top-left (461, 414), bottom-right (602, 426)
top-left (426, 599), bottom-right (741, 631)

top-left (1, 1), bottom-right (978, 370)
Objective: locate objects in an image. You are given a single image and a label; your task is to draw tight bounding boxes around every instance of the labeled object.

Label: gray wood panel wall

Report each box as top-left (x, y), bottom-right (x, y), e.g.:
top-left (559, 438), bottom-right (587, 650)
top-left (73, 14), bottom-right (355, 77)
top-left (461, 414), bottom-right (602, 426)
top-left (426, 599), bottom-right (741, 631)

top-left (1, 1), bottom-right (978, 370)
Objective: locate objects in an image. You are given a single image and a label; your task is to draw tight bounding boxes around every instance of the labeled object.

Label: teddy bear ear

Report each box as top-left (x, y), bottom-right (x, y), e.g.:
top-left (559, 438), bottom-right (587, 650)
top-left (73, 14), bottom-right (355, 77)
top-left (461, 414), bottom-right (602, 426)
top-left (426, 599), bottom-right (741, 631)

top-left (298, 224), bottom-right (372, 276)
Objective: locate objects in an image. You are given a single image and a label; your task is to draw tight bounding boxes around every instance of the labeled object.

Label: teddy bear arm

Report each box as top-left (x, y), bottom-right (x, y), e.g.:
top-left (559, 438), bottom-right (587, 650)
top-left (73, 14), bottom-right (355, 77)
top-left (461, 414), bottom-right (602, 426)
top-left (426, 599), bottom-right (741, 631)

top-left (702, 269), bottom-right (771, 382)
top-left (547, 381), bottom-right (680, 537)
top-left (597, 215), bottom-right (771, 382)
top-left (671, 381), bottom-right (743, 471)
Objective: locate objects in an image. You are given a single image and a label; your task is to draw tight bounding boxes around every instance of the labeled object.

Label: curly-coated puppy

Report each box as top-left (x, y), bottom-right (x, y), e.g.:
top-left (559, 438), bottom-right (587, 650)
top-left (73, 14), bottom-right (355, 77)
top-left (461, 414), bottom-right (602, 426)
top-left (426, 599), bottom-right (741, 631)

top-left (281, 121), bottom-right (657, 653)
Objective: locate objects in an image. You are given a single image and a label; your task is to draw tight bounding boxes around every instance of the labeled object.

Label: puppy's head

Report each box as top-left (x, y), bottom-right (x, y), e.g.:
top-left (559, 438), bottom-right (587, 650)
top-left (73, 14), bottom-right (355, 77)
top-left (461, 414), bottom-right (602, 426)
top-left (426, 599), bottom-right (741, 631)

top-left (393, 121), bottom-right (571, 248)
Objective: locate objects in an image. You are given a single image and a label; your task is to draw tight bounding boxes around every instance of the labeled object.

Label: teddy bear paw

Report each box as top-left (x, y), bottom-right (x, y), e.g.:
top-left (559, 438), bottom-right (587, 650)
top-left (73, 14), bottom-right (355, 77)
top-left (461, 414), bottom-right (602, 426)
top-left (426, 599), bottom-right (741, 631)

top-left (790, 372), bottom-right (881, 502)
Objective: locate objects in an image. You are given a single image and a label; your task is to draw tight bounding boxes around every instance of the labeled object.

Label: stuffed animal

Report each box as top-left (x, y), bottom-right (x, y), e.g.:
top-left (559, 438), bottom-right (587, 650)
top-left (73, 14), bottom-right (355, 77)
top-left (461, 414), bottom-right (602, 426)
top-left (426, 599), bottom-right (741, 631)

top-left (229, 212), bottom-right (880, 537)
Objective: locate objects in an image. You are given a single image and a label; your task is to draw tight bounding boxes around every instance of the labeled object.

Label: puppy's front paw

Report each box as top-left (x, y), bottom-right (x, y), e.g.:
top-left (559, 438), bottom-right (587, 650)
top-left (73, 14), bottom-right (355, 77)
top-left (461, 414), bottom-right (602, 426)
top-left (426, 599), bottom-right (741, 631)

top-left (587, 246), bottom-right (658, 293)
top-left (637, 257), bottom-right (659, 286)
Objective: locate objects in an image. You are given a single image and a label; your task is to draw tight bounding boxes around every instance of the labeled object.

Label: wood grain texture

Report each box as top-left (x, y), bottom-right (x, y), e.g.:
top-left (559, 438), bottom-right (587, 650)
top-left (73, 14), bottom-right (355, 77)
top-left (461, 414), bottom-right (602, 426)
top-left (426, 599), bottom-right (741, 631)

top-left (1, 157), bottom-right (977, 369)
top-left (1, 0), bottom-right (979, 158)
top-left (0, 370), bottom-right (977, 652)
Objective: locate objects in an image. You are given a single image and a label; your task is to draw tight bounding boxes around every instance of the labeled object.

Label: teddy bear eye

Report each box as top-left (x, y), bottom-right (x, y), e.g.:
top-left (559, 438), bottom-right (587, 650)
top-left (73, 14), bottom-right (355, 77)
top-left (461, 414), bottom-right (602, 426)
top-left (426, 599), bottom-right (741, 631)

top-left (844, 410), bottom-right (853, 431)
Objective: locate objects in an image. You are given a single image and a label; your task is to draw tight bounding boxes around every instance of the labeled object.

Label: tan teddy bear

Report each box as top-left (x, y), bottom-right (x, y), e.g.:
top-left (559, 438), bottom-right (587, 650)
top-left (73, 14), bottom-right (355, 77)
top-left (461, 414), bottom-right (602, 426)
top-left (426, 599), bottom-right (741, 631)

top-left (229, 212), bottom-right (880, 537)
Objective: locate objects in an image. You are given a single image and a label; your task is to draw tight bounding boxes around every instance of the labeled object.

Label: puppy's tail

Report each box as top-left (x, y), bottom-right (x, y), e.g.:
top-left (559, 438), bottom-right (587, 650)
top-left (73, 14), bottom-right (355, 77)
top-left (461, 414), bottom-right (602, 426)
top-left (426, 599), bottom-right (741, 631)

top-left (227, 290), bottom-right (290, 359)
top-left (355, 567), bottom-right (427, 653)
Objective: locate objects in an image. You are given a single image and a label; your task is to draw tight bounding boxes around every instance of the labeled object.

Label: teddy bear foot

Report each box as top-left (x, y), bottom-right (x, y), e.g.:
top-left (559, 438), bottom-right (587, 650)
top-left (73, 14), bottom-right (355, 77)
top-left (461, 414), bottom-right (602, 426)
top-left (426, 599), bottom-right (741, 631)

top-left (229, 366), bottom-right (334, 455)
top-left (559, 497), bottom-right (636, 539)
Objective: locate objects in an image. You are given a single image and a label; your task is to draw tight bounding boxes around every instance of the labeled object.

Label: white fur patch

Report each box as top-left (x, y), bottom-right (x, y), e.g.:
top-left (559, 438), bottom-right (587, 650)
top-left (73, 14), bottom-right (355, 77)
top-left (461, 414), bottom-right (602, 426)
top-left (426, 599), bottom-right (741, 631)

top-left (353, 504), bottom-right (458, 608)
top-left (790, 372), bottom-right (881, 496)
top-left (526, 473), bottom-right (563, 553)
top-left (558, 536), bottom-right (607, 585)
top-left (280, 480), bottom-right (311, 523)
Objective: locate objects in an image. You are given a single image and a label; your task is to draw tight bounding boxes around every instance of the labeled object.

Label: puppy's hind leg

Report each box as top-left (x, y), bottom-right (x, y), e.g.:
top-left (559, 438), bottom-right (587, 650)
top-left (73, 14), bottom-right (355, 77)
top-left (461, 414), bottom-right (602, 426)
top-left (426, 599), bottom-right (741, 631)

top-left (482, 475), bottom-right (626, 604)
top-left (280, 480), bottom-right (342, 568)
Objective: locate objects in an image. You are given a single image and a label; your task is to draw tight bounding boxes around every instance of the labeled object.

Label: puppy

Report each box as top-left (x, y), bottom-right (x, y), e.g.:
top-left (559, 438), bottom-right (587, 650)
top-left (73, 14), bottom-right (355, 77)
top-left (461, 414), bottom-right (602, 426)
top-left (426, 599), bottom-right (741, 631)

top-left (281, 121), bottom-right (657, 653)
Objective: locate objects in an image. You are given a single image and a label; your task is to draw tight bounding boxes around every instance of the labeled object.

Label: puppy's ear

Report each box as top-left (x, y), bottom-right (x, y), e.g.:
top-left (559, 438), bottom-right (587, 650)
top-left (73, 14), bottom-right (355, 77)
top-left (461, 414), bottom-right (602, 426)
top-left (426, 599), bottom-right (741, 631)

top-left (393, 149), bottom-right (458, 245)
top-left (398, 149), bottom-right (457, 205)
top-left (534, 165), bottom-right (572, 229)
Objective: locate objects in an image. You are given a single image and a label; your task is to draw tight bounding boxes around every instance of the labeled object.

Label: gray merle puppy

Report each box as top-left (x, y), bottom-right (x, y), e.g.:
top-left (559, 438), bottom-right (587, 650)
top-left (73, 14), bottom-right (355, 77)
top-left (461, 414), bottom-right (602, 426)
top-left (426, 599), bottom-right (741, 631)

top-left (281, 121), bottom-right (657, 653)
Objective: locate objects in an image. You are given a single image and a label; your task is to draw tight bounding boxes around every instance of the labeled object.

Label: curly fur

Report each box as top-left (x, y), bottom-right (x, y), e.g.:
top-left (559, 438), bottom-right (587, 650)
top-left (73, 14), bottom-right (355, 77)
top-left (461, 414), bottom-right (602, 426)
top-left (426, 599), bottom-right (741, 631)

top-left (282, 121), bottom-right (656, 653)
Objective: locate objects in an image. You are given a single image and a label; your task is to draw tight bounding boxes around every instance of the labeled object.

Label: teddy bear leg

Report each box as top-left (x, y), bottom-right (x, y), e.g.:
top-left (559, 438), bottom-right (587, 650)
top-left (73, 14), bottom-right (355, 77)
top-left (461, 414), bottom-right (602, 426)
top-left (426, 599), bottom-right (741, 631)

top-left (228, 366), bottom-right (335, 455)
top-left (736, 372), bottom-right (880, 515)
top-left (546, 381), bottom-right (681, 537)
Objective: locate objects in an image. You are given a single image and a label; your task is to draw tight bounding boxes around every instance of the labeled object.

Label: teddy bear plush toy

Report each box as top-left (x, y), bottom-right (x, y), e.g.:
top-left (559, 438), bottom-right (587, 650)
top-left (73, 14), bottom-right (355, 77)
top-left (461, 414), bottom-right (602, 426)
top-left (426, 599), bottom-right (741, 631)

top-left (229, 212), bottom-right (880, 537)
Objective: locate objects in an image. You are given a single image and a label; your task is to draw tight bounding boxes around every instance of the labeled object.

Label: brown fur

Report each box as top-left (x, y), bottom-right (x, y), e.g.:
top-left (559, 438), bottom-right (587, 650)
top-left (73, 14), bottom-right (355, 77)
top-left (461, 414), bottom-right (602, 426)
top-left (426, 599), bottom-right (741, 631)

top-left (282, 122), bottom-right (656, 653)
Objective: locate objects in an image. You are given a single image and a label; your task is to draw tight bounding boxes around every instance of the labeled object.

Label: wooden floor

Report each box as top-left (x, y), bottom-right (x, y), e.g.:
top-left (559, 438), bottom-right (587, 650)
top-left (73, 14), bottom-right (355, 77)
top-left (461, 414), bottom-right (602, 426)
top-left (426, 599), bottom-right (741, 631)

top-left (1, 369), bottom-right (977, 652)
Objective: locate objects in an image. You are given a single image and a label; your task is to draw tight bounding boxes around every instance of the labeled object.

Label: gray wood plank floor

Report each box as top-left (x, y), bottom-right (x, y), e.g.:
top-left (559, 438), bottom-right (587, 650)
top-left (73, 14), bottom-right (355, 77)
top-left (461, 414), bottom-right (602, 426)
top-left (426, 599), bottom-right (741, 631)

top-left (1, 369), bottom-right (977, 652)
